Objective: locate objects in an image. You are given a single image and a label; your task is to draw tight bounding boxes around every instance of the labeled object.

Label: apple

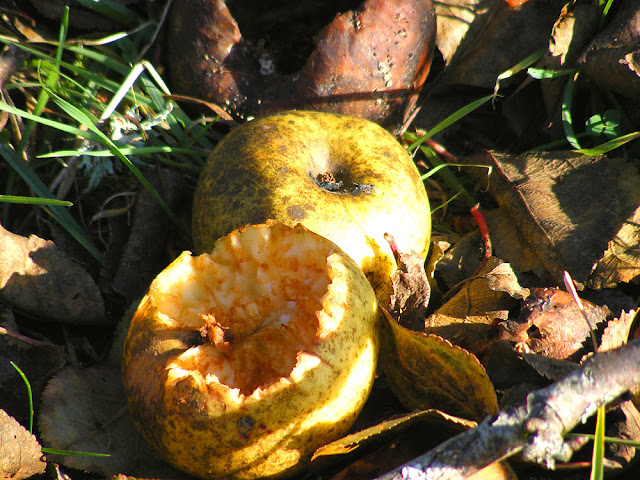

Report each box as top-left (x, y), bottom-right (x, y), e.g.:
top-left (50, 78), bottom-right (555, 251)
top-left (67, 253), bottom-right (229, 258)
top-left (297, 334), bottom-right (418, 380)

top-left (122, 221), bottom-right (380, 480)
top-left (192, 110), bottom-right (431, 300)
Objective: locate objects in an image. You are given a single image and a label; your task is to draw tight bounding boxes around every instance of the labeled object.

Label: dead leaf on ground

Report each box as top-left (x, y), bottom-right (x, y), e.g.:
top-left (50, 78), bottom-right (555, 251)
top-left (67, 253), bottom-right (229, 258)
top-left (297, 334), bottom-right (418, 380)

top-left (38, 365), bottom-right (186, 479)
top-left (0, 408), bottom-right (46, 480)
top-left (101, 168), bottom-right (184, 304)
top-left (499, 288), bottom-right (610, 360)
top-left (0, 223), bottom-right (105, 325)
top-left (315, 408), bottom-right (515, 480)
top-left (311, 408), bottom-right (476, 466)
top-left (383, 233), bottom-right (430, 331)
top-left (426, 257), bottom-right (518, 357)
top-left (599, 309), bottom-right (639, 352)
top-left (461, 152), bottom-right (640, 289)
top-left (380, 308), bottom-right (498, 422)
top-left (579, 0), bottom-right (640, 100)
top-left (434, 0), bottom-right (566, 88)
top-left (0, 306), bottom-right (65, 430)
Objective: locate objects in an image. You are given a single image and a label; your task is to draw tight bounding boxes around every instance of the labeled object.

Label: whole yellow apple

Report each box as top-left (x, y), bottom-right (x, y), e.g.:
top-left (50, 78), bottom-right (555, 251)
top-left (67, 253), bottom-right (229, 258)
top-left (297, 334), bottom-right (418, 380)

top-left (192, 110), bottom-right (431, 300)
top-left (122, 222), bottom-right (380, 480)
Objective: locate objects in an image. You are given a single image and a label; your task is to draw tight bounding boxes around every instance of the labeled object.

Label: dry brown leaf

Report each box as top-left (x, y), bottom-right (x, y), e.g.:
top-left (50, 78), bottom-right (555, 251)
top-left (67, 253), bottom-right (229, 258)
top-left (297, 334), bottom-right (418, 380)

top-left (380, 308), bottom-right (498, 422)
top-left (0, 223), bottom-right (105, 325)
top-left (314, 409), bottom-right (479, 480)
top-left (599, 309), bottom-right (639, 352)
top-left (579, 0), bottom-right (640, 99)
top-left (461, 152), bottom-right (640, 289)
top-left (426, 257), bottom-right (517, 356)
top-left (105, 168), bottom-right (184, 304)
top-left (435, 0), bottom-right (566, 88)
top-left (588, 160), bottom-right (640, 288)
top-left (312, 409), bottom-right (475, 464)
top-left (499, 288), bottom-right (610, 360)
top-left (483, 262), bottom-right (530, 300)
top-left (38, 365), bottom-right (186, 478)
top-left (384, 234), bottom-right (430, 332)
top-left (0, 409), bottom-right (46, 480)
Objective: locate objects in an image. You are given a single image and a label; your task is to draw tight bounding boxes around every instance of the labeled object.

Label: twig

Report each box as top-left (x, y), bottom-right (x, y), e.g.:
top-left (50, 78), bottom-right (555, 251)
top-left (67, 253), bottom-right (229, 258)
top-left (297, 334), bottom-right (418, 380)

top-left (375, 338), bottom-right (640, 480)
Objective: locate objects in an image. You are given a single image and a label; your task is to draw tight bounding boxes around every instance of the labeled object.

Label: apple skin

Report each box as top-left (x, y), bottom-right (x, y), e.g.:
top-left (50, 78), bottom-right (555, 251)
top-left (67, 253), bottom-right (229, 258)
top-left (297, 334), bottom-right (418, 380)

top-left (193, 110), bottom-right (431, 299)
top-left (122, 222), bottom-right (380, 480)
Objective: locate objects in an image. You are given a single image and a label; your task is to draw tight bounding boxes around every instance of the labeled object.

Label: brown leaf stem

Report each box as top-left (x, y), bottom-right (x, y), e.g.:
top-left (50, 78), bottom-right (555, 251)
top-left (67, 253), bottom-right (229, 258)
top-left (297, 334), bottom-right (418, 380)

top-left (375, 338), bottom-right (640, 480)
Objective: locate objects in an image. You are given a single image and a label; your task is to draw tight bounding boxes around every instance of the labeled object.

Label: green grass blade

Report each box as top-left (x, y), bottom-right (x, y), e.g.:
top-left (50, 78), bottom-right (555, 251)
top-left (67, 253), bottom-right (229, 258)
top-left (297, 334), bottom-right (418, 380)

top-left (41, 448), bottom-right (111, 457)
top-left (0, 195), bottom-right (72, 206)
top-left (44, 86), bottom-right (179, 225)
top-left (590, 406), bottom-right (606, 480)
top-left (494, 48), bottom-right (546, 96)
top-left (9, 362), bottom-right (33, 434)
top-left (577, 131), bottom-right (640, 156)
top-left (0, 101), bottom-right (102, 142)
top-left (562, 72), bottom-right (582, 150)
top-left (72, 0), bottom-right (139, 25)
top-left (0, 146), bottom-right (102, 262)
top-left (18, 8), bottom-right (69, 152)
top-left (406, 94), bottom-right (494, 153)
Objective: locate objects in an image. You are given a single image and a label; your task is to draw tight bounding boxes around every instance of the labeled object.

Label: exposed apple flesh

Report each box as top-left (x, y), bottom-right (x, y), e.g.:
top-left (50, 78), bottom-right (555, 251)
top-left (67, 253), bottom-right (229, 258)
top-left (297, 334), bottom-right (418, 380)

top-left (122, 222), bottom-right (380, 479)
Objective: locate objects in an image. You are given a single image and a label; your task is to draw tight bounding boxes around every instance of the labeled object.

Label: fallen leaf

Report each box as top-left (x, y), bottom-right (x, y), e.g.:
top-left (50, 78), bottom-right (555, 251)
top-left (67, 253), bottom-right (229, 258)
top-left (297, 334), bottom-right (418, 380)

top-left (460, 152), bottom-right (639, 289)
top-left (0, 409), bottom-right (46, 480)
top-left (312, 409), bottom-right (475, 464)
top-left (520, 352), bottom-right (578, 381)
top-left (105, 168), bottom-right (184, 304)
top-left (0, 222), bottom-right (105, 325)
top-left (599, 309), bottom-right (639, 352)
top-left (499, 288), bottom-right (610, 360)
top-left (587, 160), bottom-right (640, 288)
top-left (380, 308), bottom-right (498, 422)
top-left (426, 257), bottom-right (517, 357)
top-left (579, 0), bottom-right (640, 100)
top-left (435, 0), bottom-right (566, 88)
top-left (384, 233), bottom-right (430, 331)
top-left (483, 262), bottom-right (530, 300)
top-left (38, 365), bottom-right (186, 478)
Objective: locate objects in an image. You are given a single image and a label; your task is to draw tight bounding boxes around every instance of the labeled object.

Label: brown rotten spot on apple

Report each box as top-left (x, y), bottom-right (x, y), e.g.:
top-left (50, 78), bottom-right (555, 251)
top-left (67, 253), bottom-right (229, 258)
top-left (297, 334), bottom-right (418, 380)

top-left (167, 0), bottom-right (436, 132)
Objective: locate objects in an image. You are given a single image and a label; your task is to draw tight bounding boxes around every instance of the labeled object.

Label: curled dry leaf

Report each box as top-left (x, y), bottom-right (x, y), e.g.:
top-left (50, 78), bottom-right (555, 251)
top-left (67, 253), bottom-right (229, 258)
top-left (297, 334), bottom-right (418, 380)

top-left (105, 168), bottom-right (184, 304)
top-left (0, 409), bottom-right (46, 480)
top-left (0, 223), bottom-right (105, 325)
top-left (499, 288), bottom-right (610, 360)
top-left (167, 0), bottom-right (436, 131)
top-left (384, 233), bottom-right (430, 332)
top-left (380, 307), bottom-right (498, 422)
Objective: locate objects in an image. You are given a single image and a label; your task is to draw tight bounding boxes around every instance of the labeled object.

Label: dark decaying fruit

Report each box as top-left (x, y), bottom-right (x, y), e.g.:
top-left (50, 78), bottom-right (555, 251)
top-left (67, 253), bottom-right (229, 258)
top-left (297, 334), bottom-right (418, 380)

top-left (167, 0), bottom-right (436, 131)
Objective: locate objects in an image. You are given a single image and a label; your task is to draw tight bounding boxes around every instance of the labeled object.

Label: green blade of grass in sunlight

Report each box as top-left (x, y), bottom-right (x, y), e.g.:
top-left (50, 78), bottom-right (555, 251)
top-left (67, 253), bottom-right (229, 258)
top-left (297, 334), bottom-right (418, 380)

top-left (590, 406), bottom-right (606, 480)
top-left (0, 146), bottom-right (102, 262)
top-left (0, 195), bottom-right (72, 206)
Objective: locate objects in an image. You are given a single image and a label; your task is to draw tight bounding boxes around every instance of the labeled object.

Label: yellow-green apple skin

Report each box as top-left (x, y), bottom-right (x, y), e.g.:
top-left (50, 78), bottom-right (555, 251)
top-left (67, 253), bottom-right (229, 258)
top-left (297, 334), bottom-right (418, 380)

top-left (192, 110), bottom-right (431, 299)
top-left (122, 222), bottom-right (380, 480)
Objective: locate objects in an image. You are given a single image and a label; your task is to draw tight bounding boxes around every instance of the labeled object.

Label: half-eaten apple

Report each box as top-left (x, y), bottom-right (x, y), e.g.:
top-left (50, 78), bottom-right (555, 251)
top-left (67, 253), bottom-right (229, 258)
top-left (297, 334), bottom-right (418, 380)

top-left (122, 221), bottom-right (380, 479)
